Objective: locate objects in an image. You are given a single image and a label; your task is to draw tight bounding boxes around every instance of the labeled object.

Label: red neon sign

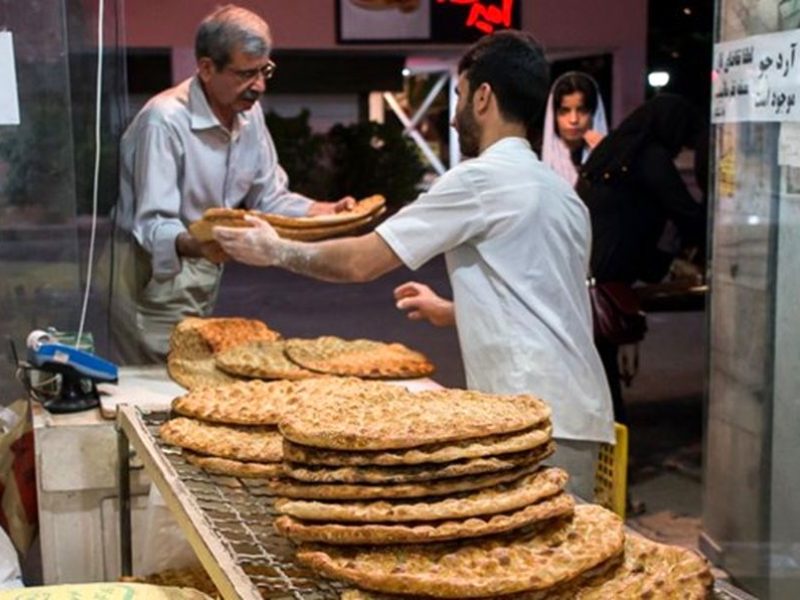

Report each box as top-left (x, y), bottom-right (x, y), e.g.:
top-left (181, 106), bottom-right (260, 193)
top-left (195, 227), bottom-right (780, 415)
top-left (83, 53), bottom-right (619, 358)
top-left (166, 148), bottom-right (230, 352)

top-left (437, 0), bottom-right (515, 35)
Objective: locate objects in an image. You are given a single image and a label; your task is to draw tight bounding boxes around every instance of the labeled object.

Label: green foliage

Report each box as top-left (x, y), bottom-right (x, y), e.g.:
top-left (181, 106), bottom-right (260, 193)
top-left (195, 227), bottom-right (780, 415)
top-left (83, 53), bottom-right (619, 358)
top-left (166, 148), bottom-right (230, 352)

top-left (265, 110), bottom-right (425, 210)
top-left (265, 109), bottom-right (330, 199)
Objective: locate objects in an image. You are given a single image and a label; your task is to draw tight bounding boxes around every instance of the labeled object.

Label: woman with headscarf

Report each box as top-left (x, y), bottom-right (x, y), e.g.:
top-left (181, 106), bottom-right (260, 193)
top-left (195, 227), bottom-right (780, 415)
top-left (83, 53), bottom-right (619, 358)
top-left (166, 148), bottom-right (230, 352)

top-left (542, 72), bottom-right (609, 187)
top-left (575, 93), bottom-right (707, 422)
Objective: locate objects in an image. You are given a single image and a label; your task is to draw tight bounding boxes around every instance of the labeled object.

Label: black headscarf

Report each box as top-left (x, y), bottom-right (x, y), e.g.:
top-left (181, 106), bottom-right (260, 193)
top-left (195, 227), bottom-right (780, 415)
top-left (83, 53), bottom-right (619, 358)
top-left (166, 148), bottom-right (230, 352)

top-left (579, 94), bottom-right (704, 184)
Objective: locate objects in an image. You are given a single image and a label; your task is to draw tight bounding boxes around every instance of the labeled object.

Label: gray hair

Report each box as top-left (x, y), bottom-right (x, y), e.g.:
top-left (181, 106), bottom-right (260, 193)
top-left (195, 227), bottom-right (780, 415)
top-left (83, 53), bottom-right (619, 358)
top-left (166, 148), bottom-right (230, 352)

top-left (195, 5), bottom-right (272, 69)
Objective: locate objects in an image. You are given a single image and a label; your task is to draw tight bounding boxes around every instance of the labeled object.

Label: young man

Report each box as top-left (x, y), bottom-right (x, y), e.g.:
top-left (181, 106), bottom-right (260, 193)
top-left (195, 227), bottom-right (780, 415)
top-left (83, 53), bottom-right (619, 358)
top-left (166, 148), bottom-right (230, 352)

top-left (111, 5), bottom-right (353, 364)
top-left (214, 30), bottom-right (614, 498)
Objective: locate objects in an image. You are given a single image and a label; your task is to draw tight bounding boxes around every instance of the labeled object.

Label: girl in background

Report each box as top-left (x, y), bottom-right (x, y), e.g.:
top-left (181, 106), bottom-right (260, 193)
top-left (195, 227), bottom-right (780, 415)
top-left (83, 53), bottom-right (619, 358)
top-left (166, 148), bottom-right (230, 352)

top-left (541, 71), bottom-right (608, 186)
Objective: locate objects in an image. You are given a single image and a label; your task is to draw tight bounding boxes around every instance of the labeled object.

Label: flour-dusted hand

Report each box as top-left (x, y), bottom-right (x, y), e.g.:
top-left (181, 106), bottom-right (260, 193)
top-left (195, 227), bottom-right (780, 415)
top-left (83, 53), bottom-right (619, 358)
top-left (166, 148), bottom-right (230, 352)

top-left (393, 281), bottom-right (455, 327)
top-left (213, 215), bottom-right (284, 266)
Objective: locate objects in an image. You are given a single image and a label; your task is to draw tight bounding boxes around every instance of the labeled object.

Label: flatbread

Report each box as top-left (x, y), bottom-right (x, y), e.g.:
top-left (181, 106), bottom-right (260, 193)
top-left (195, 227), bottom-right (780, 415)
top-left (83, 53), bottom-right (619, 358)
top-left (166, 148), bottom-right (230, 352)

top-left (167, 356), bottom-right (241, 390)
top-left (297, 504), bottom-right (625, 598)
top-left (273, 207), bottom-right (386, 241)
top-left (193, 317), bottom-right (280, 354)
top-left (266, 195), bottom-right (386, 228)
top-left (279, 386), bottom-right (551, 450)
top-left (183, 450), bottom-right (284, 479)
top-left (282, 424), bottom-right (552, 467)
top-left (283, 445), bottom-right (552, 485)
top-left (172, 379), bottom-right (299, 425)
top-left (339, 557), bottom-right (624, 600)
top-left (284, 336), bottom-right (435, 379)
top-left (275, 492), bottom-right (574, 545)
top-left (159, 417), bottom-right (282, 463)
top-left (169, 316), bottom-right (279, 357)
top-left (261, 458), bottom-right (548, 501)
top-left (189, 195), bottom-right (386, 242)
top-left (561, 532), bottom-right (714, 600)
top-left (341, 533), bottom-right (713, 600)
top-left (274, 467), bottom-right (568, 523)
top-left (214, 340), bottom-right (317, 380)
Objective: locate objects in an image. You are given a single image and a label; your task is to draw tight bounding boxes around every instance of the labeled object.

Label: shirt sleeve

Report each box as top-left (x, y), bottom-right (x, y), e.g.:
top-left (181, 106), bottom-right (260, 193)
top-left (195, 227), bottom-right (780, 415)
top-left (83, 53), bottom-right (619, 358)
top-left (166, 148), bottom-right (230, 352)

top-left (375, 168), bottom-right (486, 270)
top-left (130, 120), bottom-right (186, 282)
top-left (243, 111), bottom-right (314, 216)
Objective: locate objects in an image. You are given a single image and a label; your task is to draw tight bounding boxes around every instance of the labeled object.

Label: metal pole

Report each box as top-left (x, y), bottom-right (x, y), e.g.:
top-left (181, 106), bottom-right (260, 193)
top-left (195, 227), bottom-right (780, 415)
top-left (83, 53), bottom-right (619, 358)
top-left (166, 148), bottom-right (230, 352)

top-left (117, 423), bottom-right (132, 577)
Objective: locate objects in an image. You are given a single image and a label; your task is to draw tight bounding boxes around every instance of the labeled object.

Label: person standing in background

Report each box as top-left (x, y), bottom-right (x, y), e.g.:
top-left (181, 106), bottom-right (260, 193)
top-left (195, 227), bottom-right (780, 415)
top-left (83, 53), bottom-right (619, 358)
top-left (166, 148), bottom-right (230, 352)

top-left (110, 4), bottom-right (354, 364)
top-left (541, 71), bottom-right (608, 187)
top-left (575, 94), bottom-right (707, 422)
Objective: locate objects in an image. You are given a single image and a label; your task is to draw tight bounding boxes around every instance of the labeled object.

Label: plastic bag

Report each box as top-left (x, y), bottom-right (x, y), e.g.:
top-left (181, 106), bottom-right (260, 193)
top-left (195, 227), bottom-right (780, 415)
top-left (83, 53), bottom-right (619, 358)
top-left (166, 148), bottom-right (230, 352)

top-left (0, 400), bottom-right (37, 555)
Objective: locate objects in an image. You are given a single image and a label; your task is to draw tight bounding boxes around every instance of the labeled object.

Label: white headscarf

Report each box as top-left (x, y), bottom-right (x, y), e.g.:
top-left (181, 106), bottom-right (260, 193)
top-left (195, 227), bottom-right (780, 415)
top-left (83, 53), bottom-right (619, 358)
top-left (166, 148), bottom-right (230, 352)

top-left (541, 72), bottom-right (608, 187)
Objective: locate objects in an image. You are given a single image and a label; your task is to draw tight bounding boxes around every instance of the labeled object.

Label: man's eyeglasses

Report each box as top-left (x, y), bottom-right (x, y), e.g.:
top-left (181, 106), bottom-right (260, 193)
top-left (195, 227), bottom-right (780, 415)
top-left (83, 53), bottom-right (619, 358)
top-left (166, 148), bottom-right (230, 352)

top-left (226, 59), bottom-right (276, 83)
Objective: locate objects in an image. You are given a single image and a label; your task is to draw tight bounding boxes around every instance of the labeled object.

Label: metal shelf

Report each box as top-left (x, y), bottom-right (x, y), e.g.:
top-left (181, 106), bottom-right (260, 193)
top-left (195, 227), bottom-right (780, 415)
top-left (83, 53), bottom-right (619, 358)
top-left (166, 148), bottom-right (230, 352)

top-left (116, 405), bottom-right (343, 600)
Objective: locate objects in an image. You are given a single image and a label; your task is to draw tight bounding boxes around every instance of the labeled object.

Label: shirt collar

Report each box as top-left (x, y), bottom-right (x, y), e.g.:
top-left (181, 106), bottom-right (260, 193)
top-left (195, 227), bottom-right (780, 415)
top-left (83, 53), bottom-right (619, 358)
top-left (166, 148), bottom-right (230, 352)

top-left (482, 136), bottom-right (532, 155)
top-left (188, 76), bottom-right (251, 135)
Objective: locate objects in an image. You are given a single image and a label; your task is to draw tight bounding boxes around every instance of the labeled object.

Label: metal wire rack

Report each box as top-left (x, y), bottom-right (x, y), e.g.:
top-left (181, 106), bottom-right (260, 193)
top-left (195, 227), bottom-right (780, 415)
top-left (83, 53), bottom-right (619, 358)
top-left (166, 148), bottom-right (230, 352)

top-left (116, 405), bottom-right (344, 600)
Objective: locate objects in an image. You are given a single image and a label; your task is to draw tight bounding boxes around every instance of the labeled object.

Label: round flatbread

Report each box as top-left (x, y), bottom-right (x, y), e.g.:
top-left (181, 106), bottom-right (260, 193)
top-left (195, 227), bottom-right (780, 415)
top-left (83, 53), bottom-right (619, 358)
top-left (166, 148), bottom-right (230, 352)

top-left (283, 445), bottom-right (552, 485)
top-left (214, 340), bottom-right (317, 380)
top-left (279, 386), bottom-right (551, 451)
top-left (171, 379), bottom-right (299, 425)
top-left (261, 459), bottom-right (548, 501)
top-left (273, 207), bottom-right (386, 241)
top-left (297, 504), bottom-right (625, 598)
top-left (282, 424), bottom-right (552, 466)
top-left (159, 417), bottom-right (282, 463)
top-left (167, 356), bottom-right (241, 391)
top-left (275, 492), bottom-right (574, 545)
top-left (284, 336), bottom-right (435, 379)
top-left (265, 195), bottom-right (386, 229)
top-left (274, 467), bottom-right (568, 523)
top-left (183, 451), bottom-right (284, 479)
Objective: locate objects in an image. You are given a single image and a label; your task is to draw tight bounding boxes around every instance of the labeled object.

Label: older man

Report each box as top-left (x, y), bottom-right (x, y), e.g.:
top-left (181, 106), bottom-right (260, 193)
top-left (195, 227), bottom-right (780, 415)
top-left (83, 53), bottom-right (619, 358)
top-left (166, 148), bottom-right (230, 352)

top-left (110, 4), bottom-right (352, 363)
top-left (214, 30), bottom-right (614, 498)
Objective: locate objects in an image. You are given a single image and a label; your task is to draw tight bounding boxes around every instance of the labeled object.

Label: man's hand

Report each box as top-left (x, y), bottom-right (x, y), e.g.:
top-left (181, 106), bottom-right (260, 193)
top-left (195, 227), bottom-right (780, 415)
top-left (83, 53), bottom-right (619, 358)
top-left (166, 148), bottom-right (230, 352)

top-left (394, 281), bottom-right (455, 327)
top-left (176, 232), bottom-right (228, 263)
top-left (213, 216), bottom-right (283, 266)
top-left (583, 129), bottom-right (605, 150)
top-left (308, 196), bottom-right (357, 216)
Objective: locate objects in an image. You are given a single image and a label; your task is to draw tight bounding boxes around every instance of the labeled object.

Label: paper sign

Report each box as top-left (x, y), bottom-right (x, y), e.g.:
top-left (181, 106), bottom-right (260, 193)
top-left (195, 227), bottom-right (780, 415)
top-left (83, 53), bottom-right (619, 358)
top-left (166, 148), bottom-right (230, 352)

top-left (0, 31), bottom-right (20, 125)
top-left (778, 122), bottom-right (800, 167)
top-left (712, 29), bottom-right (800, 123)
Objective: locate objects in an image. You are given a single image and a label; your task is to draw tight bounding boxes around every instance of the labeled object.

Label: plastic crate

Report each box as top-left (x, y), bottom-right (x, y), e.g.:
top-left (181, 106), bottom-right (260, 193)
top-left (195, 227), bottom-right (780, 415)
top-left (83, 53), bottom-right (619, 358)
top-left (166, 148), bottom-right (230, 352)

top-left (593, 422), bottom-right (628, 519)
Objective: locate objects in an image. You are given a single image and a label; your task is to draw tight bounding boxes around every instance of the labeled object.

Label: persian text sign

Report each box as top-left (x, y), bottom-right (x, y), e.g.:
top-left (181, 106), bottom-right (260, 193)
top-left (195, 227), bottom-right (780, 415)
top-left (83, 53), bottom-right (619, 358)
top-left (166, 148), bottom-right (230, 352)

top-left (713, 29), bottom-right (800, 123)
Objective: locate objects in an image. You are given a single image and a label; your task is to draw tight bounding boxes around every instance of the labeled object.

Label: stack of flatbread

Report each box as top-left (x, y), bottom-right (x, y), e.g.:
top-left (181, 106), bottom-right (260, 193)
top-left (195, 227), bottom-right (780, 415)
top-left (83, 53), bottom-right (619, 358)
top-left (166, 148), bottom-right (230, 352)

top-left (189, 194), bottom-right (386, 243)
top-left (215, 335), bottom-right (435, 380)
top-left (263, 381), bottom-right (712, 599)
top-left (159, 377), bottom-right (399, 478)
top-left (166, 317), bottom-right (282, 390)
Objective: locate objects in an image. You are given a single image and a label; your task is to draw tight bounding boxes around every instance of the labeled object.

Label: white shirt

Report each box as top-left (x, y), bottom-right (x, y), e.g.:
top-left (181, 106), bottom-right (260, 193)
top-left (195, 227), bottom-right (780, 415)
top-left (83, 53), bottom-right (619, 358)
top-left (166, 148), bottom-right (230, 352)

top-left (377, 137), bottom-right (614, 443)
top-left (116, 76), bottom-right (312, 281)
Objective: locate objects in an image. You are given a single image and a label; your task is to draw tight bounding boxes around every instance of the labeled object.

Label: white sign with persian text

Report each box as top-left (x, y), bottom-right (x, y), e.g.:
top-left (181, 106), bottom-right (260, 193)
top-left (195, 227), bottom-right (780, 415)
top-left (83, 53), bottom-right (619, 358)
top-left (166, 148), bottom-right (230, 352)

top-left (0, 31), bottom-right (20, 125)
top-left (713, 29), bottom-right (800, 123)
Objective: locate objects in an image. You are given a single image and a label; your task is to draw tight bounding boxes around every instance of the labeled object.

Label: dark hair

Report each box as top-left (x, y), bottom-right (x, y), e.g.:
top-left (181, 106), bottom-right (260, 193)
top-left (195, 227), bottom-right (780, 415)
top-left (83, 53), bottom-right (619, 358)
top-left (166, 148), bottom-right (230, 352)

top-left (195, 4), bottom-right (271, 69)
top-left (552, 72), bottom-right (598, 115)
top-left (457, 30), bottom-right (549, 128)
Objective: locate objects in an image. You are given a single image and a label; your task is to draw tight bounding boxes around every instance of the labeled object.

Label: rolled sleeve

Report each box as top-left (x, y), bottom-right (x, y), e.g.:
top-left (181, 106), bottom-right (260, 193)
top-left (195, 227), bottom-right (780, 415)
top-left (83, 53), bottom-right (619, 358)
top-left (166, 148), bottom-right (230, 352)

top-left (149, 221), bottom-right (185, 281)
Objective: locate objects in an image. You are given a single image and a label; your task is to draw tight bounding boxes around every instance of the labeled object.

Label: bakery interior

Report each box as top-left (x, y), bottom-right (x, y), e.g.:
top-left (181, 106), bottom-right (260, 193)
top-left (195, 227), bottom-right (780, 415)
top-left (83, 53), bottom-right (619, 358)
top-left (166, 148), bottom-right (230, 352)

top-left (0, 0), bottom-right (797, 598)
